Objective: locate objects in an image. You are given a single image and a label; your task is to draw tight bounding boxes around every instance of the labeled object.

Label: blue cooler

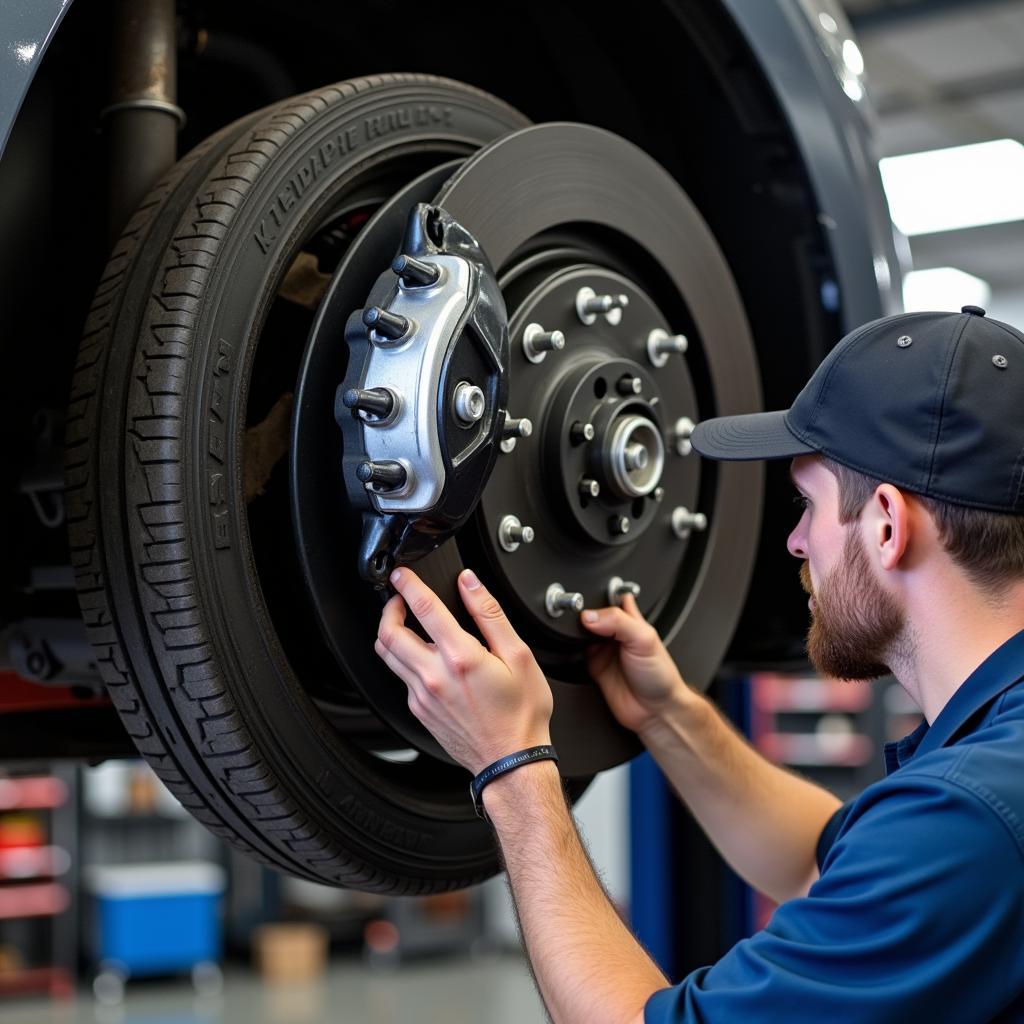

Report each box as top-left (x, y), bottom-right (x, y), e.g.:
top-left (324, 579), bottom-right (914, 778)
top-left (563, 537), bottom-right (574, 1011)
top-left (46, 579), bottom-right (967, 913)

top-left (85, 861), bottom-right (226, 977)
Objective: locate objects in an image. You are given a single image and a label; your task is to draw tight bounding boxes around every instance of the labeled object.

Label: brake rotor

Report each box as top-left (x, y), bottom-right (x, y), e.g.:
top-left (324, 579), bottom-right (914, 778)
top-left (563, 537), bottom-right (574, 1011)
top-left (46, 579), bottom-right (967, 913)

top-left (292, 123), bottom-right (763, 776)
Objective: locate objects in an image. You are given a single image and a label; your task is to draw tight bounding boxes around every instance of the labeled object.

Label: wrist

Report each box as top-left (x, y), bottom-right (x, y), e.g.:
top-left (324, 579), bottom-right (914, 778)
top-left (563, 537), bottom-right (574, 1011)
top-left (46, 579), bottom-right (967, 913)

top-left (637, 684), bottom-right (706, 748)
top-left (480, 757), bottom-right (563, 825)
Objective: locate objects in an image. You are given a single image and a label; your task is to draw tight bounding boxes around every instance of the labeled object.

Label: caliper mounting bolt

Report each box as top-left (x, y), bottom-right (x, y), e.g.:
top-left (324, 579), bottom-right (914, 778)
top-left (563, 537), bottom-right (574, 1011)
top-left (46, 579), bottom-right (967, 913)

top-left (570, 420), bottom-right (596, 445)
top-left (609, 515), bottom-right (631, 536)
top-left (498, 515), bottom-right (535, 553)
top-left (392, 253), bottom-right (442, 288)
top-left (647, 328), bottom-right (689, 368)
top-left (522, 323), bottom-right (566, 364)
top-left (579, 478), bottom-right (601, 498)
top-left (453, 382), bottom-right (486, 425)
top-left (608, 576), bottom-right (641, 605)
top-left (545, 583), bottom-right (585, 618)
top-left (575, 287), bottom-right (630, 326)
top-left (363, 305), bottom-right (411, 342)
top-left (671, 506), bottom-right (708, 539)
top-left (343, 387), bottom-right (396, 421)
top-left (357, 460), bottom-right (408, 491)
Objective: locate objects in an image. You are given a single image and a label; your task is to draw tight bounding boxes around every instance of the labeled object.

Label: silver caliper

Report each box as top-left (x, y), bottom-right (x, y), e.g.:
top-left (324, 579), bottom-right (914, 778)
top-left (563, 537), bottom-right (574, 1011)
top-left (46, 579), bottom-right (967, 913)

top-left (335, 203), bottom-right (512, 586)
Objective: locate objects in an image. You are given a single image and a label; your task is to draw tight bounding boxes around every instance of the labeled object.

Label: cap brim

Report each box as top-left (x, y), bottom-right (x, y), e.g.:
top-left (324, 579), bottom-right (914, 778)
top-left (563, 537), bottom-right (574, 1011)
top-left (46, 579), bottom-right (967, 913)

top-left (690, 410), bottom-right (816, 461)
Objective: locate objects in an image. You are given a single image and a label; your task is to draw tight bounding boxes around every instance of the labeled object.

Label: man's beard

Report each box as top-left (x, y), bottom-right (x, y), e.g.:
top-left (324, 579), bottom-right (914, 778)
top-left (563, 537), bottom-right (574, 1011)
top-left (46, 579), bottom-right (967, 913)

top-left (799, 527), bottom-right (904, 681)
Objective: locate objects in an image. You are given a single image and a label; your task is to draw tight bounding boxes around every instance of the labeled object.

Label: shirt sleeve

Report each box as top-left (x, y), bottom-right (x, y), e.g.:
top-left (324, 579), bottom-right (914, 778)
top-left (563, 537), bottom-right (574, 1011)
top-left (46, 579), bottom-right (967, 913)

top-left (644, 772), bottom-right (1024, 1024)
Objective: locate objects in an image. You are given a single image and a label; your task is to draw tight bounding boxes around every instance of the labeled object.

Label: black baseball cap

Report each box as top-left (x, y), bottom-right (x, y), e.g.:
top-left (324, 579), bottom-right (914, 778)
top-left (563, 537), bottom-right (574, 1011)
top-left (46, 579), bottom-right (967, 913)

top-left (690, 306), bottom-right (1024, 514)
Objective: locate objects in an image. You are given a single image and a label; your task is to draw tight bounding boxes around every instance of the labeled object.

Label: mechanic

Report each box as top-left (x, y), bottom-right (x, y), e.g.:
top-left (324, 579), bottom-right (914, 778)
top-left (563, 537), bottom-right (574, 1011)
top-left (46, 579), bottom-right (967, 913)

top-left (373, 305), bottom-right (1024, 1022)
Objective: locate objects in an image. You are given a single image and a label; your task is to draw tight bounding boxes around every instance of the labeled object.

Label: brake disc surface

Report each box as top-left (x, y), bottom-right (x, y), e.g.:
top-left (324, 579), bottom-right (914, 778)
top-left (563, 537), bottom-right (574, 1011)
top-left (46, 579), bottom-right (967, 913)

top-left (293, 123), bottom-right (763, 775)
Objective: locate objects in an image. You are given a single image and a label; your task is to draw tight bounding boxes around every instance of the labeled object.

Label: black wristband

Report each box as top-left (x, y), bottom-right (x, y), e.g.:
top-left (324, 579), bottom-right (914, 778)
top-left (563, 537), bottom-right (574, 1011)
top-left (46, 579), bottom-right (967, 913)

top-left (470, 745), bottom-right (559, 821)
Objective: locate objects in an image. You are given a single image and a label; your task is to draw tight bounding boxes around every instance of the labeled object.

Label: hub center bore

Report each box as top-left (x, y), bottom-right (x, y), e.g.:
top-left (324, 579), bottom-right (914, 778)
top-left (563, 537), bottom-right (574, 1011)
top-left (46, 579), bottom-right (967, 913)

top-left (603, 413), bottom-right (665, 499)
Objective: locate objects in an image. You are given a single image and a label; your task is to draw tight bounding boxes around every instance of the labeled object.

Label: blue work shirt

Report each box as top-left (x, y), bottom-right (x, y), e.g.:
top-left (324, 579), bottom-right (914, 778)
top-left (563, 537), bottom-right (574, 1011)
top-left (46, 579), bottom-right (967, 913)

top-left (645, 629), bottom-right (1024, 1023)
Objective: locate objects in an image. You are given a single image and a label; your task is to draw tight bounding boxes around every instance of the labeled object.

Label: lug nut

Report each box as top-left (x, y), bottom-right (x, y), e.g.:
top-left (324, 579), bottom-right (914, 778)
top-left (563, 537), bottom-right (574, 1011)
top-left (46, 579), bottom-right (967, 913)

top-left (498, 515), bottom-right (535, 553)
top-left (357, 460), bottom-right (408, 491)
top-left (609, 515), bottom-right (631, 536)
top-left (522, 323), bottom-right (566, 364)
top-left (576, 287), bottom-right (630, 326)
top-left (607, 576), bottom-right (641, 606)
top-left (647, 328), bottom-right (688, 368)
top-left (453, 382), bottom-right (485, 425)
top-left (545, 583), bottom-right (585, 618)
top-left (392, 253), bottom-right (442, 288)
top-left (363, 305), bottom-right (411, 342)
top-left (672, 506), bottom-right (708, 539)
top-left (624, 443), bottom-right (649, 471)
top-left (674, 417), bottom-right (695, 457)
top-left (579, 478), bottom-right (601, 498)
top-left (617, 374), bottom-right (642, 396)
top-left (570, 420), bottom-right (595, 445)
top-left (343, 387), bottom-right (396, 421)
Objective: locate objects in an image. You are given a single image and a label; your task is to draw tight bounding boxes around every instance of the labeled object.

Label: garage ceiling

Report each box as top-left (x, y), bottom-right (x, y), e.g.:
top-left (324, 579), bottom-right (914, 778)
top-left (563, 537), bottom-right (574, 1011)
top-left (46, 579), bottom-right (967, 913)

top-left (842, 0), bottom-right (1024, 289)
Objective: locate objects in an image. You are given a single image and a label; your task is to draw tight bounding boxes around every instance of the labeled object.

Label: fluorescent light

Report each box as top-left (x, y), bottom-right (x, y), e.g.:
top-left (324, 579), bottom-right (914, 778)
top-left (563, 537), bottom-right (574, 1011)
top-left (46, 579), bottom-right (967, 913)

top-left (902, 267), bottom-right (991, 313)
top-left (880, 139), bottom-right (1024, 235)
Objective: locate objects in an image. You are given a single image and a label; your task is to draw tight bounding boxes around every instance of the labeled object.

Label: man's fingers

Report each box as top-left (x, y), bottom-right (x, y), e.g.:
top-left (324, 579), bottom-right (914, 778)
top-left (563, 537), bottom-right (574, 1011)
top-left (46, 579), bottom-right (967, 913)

top-left (388, 568), bottom-right (463, 647)
top-left (373, 637), bottom-right (420, 692)
top-left (457, 569), bottom-right (524, 660)
top-left (579, 601), bottom-right (657, 654)
top-left (378, 594), bottom-right (432, 666)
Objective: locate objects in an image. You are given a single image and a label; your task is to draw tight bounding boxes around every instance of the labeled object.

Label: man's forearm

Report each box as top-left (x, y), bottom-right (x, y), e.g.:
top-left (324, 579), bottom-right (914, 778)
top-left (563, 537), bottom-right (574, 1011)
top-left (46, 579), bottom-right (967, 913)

top-left (483, 759), bottom-right (668, 1024)
top-left (640, 689), bottom-right (841, 904)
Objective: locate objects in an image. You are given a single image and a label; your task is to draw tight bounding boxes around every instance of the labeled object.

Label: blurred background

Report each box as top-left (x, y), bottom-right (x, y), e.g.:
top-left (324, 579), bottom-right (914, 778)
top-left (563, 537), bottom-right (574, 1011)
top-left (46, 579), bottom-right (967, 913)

top-left (2, 1), bottom-right (1023, 1021)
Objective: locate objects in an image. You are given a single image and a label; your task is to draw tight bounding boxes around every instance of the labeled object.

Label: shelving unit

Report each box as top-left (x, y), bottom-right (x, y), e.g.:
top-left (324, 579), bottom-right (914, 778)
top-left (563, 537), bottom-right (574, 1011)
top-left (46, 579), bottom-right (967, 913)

top-left (0, 764), bottom-right (77, 1000)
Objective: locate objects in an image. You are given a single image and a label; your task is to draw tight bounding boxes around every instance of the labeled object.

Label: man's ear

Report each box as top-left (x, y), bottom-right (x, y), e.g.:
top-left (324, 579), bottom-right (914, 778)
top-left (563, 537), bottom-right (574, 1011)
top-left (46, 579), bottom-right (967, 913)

top-left (869, 484), bottom-right (910, 570)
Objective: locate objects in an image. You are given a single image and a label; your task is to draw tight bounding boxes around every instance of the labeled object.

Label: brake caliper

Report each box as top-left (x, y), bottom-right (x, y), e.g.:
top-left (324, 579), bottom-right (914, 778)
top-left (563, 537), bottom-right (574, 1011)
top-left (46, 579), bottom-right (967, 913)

top-left (335, 203), bottom-right (510, 585)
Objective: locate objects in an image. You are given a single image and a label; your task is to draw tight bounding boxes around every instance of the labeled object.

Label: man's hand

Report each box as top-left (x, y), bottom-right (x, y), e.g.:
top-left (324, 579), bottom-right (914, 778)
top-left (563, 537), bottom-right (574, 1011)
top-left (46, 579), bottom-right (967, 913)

top-left (374, 566), bottom-right (553, 775)
top-left (580, 593), bottom-right (690, 735)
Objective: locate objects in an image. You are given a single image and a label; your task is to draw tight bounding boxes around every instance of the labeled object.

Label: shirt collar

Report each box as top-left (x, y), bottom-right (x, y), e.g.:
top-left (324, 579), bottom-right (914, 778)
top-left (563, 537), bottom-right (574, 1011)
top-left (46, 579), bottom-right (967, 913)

top-left (884, 628), bottom-right (1024, 775)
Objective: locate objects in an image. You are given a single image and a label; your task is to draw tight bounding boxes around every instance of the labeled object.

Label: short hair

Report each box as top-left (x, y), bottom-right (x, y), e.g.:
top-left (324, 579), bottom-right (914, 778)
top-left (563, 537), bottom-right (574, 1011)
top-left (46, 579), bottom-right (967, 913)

top-left (820, 456), bottom-right (1024, 595)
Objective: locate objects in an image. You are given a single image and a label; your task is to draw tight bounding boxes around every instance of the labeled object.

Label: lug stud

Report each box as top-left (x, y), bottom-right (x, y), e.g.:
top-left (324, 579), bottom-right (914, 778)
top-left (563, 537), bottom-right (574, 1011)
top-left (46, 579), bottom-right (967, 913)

top-left (392, 254), bottom-right (442, 288)
top-left (617, 374), bottom-right (642, 396)
top-left (673, 417), bottom-right (695, 457)
top-left (343, 387), bottom-right (396, 422)
top-left (502, 414), bottom-right (533, 439)
top-left (671, 506), bottom-right (707, 539)
top-left (357, 460), bottom-right (408, 491)
top-left (609, 515), bottom-right (631, 536)
top-left (363, 305), bottom-right (411, 342)
top-left (607, 576), bottom-right (641, 606)
top-left (522, 323), bottom-right (566, 364)
top-left (545, 582), bottom-right (585, 618)
top-left (570, 420), bottom-right (596, 445)
top-left (579, 478), bottom-right (601, 498)
top-left (575, 287), bottom-right (630, 326)
top-left (500, 413), bottom-right (533, 453)
top-left (653, 486), bottom-right (665, 502)
top-left (647, 328), bottom-right (688, 368)
top-left (453, 382), bottom-right (486, 425)
top-left (498, 515), bottom-right (535, 553)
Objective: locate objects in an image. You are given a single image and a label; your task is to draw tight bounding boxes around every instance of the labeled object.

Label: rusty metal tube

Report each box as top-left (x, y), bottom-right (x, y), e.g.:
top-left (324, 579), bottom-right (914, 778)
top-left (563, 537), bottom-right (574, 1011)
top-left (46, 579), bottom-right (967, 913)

top-left (102, 0), bottom-right (183, 242)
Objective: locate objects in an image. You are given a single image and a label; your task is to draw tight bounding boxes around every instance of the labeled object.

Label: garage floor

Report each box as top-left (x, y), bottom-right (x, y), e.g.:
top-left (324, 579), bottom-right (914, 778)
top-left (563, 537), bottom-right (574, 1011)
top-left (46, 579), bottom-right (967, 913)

top-left (10, 952), bottom-right (546, 1024)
